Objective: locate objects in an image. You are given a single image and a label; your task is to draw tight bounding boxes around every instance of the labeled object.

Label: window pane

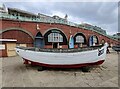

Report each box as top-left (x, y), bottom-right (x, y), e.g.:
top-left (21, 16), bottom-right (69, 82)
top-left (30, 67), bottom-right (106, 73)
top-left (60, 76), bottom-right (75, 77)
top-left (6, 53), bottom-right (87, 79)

top-left (48, 34), bottom-right (50, 42)
top-left (48, 32), bottom-right (63, 42)
top-left (76, 35), bottom-right (84, 43)
top-left (93, 36), bottom-right (97, 43)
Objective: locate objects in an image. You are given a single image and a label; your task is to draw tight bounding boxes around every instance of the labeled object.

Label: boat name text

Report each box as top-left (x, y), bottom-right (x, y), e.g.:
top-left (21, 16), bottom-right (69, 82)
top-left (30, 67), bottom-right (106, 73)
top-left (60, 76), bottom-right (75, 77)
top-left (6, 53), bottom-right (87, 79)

top-left (98, 48), bottom-right (104, 56)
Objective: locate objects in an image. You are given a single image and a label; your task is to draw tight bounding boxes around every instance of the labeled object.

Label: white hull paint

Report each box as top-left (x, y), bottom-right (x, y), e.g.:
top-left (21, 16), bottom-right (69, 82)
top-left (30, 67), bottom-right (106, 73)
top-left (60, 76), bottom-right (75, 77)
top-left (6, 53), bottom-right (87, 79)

top-left (15, 43), bottom-right (108, 68)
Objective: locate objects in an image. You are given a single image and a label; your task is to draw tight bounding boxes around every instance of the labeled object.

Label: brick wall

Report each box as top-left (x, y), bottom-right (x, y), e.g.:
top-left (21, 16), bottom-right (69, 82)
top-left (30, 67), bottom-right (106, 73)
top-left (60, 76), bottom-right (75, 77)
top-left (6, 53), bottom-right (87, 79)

top-left (1, 19), bottom-right (119, 48)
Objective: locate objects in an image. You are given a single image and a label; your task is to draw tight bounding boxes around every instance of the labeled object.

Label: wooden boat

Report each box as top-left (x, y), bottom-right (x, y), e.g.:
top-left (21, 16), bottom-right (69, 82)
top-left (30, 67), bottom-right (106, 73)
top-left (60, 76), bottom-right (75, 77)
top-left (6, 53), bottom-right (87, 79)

top-left (15, 43), bottom-right (108, 68)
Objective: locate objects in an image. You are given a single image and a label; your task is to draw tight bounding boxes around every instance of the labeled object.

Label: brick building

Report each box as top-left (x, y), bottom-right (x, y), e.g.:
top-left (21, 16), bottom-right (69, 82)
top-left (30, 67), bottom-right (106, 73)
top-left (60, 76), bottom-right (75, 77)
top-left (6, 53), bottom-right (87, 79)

top-left (0, 4), bottom-right (119, 56)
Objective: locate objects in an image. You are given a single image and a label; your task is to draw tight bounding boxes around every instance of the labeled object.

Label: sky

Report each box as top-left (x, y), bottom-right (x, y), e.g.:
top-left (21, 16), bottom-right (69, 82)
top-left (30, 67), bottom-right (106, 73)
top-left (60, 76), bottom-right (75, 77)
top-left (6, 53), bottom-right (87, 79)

top-left (2, 1), bottom-right (119, 35)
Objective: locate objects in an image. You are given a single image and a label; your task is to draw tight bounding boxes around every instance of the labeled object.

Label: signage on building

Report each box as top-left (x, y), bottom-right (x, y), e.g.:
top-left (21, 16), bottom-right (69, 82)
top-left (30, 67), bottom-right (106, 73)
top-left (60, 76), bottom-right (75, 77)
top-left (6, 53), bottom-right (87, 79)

top-left (51, 30), bottom-right (60, 33)
top-left (0, 44), bottom-right (5, 50)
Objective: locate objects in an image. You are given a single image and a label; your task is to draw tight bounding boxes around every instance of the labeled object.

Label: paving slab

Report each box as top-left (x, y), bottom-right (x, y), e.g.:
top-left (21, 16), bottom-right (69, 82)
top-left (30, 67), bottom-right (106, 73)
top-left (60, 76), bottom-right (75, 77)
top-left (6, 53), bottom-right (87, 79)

top-left (1, 49), bottom-right (119, 87)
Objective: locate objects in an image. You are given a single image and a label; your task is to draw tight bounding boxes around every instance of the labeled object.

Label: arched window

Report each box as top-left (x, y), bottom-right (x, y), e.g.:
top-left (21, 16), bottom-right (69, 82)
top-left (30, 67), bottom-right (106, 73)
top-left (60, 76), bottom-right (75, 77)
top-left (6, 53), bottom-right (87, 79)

top-left (74, 33), bottom-right (86, 48)
top-left (48, 33), bottom-right (63, 42)
top-left (35, 32), bottom-right (42, 38)
top-left (74, 33), bottom-right (86, 44)
top-left (89, 35), bottom-right (99, 46)
top-left (75, 35), bottom-right (84, 43)
top-left (44, 29), bottom-right (67, 48)
top-left (93, 36), bottom-right (97, 43)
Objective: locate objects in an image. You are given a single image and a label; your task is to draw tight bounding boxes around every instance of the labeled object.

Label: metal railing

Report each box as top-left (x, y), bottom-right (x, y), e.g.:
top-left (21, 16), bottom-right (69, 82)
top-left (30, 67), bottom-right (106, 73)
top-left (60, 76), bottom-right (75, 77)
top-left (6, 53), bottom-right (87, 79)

top-left (0, 13), bottom-right (118, 41)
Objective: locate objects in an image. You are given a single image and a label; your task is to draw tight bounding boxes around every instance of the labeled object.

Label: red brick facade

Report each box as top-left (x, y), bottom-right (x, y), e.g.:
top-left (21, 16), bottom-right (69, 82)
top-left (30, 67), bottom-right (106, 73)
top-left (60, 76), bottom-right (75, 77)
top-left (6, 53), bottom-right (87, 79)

top-left (0, 19), bottom-right (119, 48)
top-left (0, 43), bottom-right (7, 57)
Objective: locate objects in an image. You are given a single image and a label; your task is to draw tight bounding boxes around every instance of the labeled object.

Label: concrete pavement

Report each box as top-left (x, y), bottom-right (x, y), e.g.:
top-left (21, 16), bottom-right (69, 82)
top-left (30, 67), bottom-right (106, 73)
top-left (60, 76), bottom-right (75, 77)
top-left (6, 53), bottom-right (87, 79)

top-left (1, 49), bottom-right (119, 87)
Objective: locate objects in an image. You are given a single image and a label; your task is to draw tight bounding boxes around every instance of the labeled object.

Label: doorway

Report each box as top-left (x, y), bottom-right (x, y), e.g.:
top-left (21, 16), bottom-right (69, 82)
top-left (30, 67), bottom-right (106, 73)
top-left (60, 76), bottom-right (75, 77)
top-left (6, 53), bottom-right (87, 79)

top-left (53, 43), bottom-right (58, 48)
top-left (35, 38), bottom-right (44, 48)
top-left (34, 32), bottom-right (44, 48)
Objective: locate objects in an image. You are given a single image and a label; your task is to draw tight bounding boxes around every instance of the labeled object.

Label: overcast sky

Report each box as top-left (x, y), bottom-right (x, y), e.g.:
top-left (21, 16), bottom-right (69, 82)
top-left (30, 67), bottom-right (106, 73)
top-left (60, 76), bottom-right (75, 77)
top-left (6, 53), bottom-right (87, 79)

top-left (3, 1), bottom-right (119, 35)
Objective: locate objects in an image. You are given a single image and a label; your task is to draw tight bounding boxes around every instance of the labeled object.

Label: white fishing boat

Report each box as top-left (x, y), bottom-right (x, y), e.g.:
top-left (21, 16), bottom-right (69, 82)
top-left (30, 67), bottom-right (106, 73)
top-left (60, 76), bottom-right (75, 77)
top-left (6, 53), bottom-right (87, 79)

top-left (15, 43), bottom-right (108, 68)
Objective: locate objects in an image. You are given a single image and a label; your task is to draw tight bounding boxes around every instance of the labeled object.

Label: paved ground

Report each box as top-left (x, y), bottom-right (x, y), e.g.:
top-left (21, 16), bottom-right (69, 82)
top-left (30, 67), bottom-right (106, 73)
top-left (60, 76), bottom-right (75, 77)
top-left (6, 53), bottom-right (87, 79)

top-left (1, 48), bottom-right (119, 87)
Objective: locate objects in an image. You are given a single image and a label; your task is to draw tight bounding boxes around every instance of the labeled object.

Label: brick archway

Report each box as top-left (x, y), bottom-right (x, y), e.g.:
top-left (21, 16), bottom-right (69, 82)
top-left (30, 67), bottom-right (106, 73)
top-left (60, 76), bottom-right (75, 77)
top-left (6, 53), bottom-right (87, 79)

top-left (1, 28), bottom-right (34, 46)
top-left (1, 27), bottom-right (34, 39)
top-left (44, 28), bottom-right (68, 48)
top-left (43, 28), bottom-right (68, 41)
top-left (73, 32), bottom-right (87, 44)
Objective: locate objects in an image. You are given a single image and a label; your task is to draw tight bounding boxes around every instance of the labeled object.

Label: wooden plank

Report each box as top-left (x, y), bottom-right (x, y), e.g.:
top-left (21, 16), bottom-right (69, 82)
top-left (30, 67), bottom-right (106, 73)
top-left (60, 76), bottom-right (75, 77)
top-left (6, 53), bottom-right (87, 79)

top-left (20, 44), bottom-right (27, 47)
top-left (7, 43), bottom-right (16, 57)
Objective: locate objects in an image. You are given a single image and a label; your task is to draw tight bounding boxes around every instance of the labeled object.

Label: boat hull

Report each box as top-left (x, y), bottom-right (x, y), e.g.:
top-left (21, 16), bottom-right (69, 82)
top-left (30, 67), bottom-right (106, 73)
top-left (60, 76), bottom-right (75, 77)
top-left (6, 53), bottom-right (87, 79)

top-left (15, 43), bottom-right (107, 68)
top-left (23, 58), bottom-right (104, 68)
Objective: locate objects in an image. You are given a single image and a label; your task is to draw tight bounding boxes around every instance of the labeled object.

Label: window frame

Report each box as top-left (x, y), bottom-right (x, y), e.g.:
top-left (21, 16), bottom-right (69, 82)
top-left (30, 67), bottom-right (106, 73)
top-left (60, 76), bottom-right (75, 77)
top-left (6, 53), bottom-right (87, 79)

top-left (75, 35), bottom-right (84, 43)
top-left (48, 32), bottom-right (63, 42)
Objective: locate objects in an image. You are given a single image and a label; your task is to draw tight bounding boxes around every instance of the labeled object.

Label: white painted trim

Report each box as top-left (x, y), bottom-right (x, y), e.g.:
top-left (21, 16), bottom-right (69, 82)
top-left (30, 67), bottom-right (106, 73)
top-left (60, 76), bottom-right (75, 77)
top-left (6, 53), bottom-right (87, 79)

top-left (0, 39), bottom-right (17, 42)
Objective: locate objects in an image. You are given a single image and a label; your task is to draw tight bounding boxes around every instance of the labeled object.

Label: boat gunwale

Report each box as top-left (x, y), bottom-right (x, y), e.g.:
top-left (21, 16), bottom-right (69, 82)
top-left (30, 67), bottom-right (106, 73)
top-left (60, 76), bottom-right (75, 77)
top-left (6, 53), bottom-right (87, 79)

top-left (16, 45), bottom-right (104, 53)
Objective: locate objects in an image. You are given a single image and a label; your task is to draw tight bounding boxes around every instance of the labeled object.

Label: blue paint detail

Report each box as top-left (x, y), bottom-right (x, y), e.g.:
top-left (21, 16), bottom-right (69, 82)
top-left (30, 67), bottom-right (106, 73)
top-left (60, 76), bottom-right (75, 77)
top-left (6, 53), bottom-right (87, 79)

top-left (34, 38), bottom-right (44, 48)
top-left (34, 32), bottom-right (44, 48)
top-left (89, 36), bottom-right (93, 46)
top-left (69, 35), bottom-right (74, 48)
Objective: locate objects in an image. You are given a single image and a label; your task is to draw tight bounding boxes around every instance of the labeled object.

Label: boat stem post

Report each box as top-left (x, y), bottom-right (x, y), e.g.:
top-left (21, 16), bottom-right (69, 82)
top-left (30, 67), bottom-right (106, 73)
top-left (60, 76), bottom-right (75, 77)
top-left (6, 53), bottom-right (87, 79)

top-left (24, 60), bottom-right (29, 64)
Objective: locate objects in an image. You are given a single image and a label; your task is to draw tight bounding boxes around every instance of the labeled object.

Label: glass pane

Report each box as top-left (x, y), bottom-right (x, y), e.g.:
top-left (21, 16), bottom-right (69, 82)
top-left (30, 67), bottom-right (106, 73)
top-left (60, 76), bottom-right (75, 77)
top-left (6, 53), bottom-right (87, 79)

top-left (76, 35), bottom-right (84, 43)
top-left (48, 32), bottom-right (63, 42)
top-left (48, 34), bottom-right (50, 42)
top-left (93, 36), bottom-right (97, 43)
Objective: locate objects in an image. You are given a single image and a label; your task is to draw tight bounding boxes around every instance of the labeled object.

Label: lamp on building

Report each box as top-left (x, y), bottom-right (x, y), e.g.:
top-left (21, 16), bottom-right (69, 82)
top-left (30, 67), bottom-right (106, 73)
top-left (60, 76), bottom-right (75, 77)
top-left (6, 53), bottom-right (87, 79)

top-left (70, 29), bottom-right (71, 34)
top-left (36, 24), bottom-right (40, 30)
